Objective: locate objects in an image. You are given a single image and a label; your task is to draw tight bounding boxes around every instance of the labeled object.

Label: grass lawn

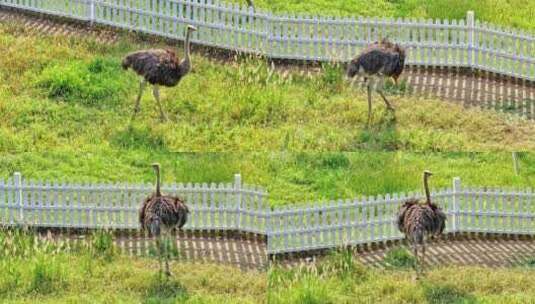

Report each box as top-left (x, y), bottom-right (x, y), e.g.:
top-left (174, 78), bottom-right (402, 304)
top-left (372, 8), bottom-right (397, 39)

top-left (1, 18), bottom-right (535, 205)
top-left (0, 229), bottom-right (266, 304)
top-left (269, 249), bottom-right (535, 304)
top-left (230, 0), bottom-right (535, 32)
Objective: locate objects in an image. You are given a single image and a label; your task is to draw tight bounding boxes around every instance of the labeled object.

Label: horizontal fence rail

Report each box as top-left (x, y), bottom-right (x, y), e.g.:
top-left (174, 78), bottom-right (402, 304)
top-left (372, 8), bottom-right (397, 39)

top-left (0, 1), bottom-right (534, 81)
top-left (1, 173), bottom-right (535, 255)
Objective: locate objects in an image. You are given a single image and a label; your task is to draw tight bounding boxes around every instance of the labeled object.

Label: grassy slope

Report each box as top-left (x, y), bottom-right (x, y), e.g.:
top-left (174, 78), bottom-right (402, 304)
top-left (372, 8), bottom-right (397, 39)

top-left (1, 21), bottom-right (535, 153)
top-left (269, 249), bottom-right (535, 304)
top-left (231, 0), bottom-right (535, 32)
top-left (2, 21), bottom-right (535, 204)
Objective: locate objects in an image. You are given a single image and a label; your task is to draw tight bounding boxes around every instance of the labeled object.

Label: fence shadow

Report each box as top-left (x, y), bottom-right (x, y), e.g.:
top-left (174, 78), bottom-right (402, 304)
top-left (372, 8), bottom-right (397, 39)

top-left (278, 234), bottom-right (535, 269)
top-left (403, 67), bottom-right (535, 120)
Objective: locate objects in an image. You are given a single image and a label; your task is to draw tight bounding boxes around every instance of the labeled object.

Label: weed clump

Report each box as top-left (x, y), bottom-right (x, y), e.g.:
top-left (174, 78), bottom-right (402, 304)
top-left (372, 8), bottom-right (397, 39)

top-left (383, 247), bottom-right (416, 269)
top-left (35, 57), bottom-right (130, 107)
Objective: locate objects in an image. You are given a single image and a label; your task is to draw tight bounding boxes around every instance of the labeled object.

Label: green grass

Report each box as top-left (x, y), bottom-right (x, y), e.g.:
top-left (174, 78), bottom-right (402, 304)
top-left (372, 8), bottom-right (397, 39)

top-left (230, 0), bottom-right (535, 32)
top-left (2, 21), bottom-right (535, 153)
top-left (3, 151), bottom-right (535, 206)
top-left (2, 20), bottom-right (535, 205)
top-left (268, 249), bottom-right (535, 304)
top-left (0, 228), bottom-right (266, 304)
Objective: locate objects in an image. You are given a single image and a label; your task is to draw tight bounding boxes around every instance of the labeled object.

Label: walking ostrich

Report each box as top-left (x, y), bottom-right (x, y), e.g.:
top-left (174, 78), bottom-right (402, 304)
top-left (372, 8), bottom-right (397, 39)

top-left (396, 170), bottom-right (446, 277)
top-left (346, 38), bottom-right (406, 125)
top-left (139, 163), bottom-right (189, 276)
top-left (122, 25), bottom-right (197, 121)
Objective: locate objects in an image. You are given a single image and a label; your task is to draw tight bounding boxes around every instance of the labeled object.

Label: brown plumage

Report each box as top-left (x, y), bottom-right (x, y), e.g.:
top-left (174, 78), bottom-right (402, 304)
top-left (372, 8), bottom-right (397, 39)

top-left (139, 163), bottom-right (189, 276)
top-left (123, 25), bottom-right (197, 121)
top-left (396, 170), bottom-right (446, 277)
top-left (346, 38), bottom-right (406, 125)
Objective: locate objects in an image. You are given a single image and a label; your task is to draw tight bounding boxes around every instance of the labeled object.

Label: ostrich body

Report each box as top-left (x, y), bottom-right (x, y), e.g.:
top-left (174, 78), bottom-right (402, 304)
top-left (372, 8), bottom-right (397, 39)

top-left (346, 38), bottom-right (406, 125)
top-left (123, 25), bottom-right (197, 121)
top-left (396, 170), bottom-right (446, 277)
top-left (139, 163), bottom-right (189, 276)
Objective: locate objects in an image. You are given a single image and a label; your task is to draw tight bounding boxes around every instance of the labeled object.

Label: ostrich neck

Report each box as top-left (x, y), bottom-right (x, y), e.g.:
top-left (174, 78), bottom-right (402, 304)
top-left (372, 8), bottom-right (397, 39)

top-left (424, 174), bottom-right (431, 204)
top-left (180, 29), bottom-right (192, 73)
top-left (155, 167), bottom-right (161, 197)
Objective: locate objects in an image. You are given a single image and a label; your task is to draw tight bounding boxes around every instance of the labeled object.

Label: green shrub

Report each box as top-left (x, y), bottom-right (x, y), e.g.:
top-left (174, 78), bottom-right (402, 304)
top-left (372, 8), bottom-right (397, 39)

top-left (35, 57), bottom-right (130, 107)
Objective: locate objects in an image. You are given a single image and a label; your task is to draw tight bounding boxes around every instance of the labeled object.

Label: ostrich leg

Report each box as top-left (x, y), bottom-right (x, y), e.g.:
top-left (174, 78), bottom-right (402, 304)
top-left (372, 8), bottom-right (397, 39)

top-left (156, 236), bottom-right (163, 278)
top-left (412, 244), bottom-right (420, 279)
top-left (367, 82), bottom-right (372, 126)
top-left (153, 85), bottom-right (168, 122)
top-left (132, 80), bottom-right (147, 120)
top-left (164, 234), bottom-right (172, 277)
top-left (421, 244), bottom-right (426, 274)
top-left (377, 77), bottom-right (394, 111)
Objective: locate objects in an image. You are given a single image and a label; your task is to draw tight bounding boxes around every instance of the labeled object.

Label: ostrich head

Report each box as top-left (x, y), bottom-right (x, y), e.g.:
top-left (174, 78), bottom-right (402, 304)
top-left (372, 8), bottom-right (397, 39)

top-left (187, 25), bottom-right (197, 33)
top-left (152, 163), bottom-right (160, 171)
top-left (423, 170), bottom-right (433, 178)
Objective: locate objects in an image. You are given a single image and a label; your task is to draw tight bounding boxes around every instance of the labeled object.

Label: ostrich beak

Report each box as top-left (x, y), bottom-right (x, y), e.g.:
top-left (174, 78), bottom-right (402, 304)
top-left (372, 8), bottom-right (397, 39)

top-left (187, 25), bottom-right (197, 32)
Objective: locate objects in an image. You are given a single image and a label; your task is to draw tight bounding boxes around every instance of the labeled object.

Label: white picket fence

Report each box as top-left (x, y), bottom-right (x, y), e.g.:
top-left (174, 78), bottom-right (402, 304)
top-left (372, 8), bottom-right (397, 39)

top-left (1, 172), bottom-right (535, 254)
top-left (0, 0), bottom-right (534, 81)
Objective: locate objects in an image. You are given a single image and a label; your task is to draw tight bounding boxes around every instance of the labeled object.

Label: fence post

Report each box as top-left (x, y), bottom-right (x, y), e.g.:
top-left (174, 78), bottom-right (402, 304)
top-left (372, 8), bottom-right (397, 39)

top-left (13, 172), bottom-right (23, 223)
top-left (452, 177), bottom-right (461, 233)
top-left (466, 11), bottom-right (475, 70)
top-left (89, 0), bottom-right (95, 25)
top-left (234, 174), bottom-right (242, 230)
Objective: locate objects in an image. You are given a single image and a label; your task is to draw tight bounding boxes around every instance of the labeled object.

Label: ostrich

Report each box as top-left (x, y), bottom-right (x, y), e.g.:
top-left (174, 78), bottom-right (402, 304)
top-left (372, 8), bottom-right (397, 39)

top-left (396, 170), bottom-right (446, 277)
top-left (346, 38), bottom-right (406, 125)
top-left (139, 163), bottom-right (189, 276)
top-left (245, 0), bottom-right (255, 9)
top-left (122, 25), bottom-right (197, 121)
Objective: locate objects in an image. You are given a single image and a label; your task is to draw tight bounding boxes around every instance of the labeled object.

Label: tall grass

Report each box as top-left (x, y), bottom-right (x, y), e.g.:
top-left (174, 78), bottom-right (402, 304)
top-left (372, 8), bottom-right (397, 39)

top-left (0, 228), bottom-right (266, 303)
top-left (268, 249), bottom-right (535, 303)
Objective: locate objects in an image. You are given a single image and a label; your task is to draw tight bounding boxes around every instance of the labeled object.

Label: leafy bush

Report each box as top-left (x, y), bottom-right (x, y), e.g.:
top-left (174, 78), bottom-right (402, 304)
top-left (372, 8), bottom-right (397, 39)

top-left (36, 57), bottom-right (130, 107)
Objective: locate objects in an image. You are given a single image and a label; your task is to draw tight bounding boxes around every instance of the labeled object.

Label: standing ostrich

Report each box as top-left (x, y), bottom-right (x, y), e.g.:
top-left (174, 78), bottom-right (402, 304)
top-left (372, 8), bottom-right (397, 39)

top-left (346, 38), bottom-right (406, 125)
top-left (396, 170), bottom-right (446, 277)
top-left (245, 0), bottom-right (255, 9)
top-left (139, 163), bottom-right (189, 276)
top-left (122, 25), bottom-right (197, 121)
